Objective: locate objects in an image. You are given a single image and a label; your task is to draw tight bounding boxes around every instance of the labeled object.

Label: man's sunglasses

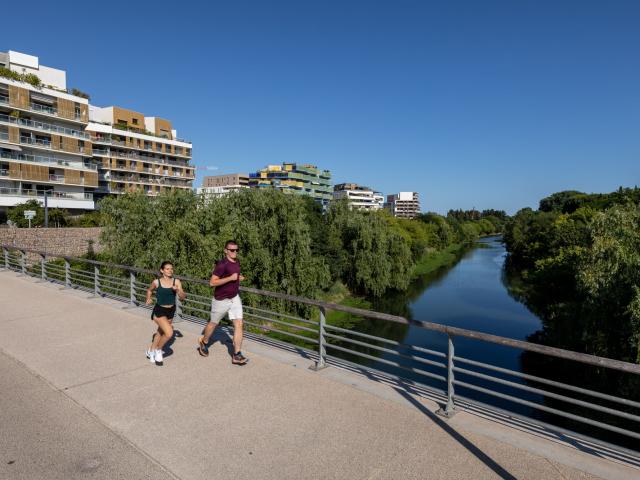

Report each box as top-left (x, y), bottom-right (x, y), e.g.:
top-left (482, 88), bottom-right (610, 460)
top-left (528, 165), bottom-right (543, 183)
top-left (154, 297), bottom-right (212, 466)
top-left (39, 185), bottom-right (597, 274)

top-left (226, 248), bottom-right (239, 252)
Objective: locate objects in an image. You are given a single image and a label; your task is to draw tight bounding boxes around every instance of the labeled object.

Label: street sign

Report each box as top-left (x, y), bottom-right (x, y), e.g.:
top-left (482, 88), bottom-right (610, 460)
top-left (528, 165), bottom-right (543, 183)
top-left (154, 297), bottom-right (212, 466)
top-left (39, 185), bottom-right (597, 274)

top-left (24, 210), bottom-right (36, 220)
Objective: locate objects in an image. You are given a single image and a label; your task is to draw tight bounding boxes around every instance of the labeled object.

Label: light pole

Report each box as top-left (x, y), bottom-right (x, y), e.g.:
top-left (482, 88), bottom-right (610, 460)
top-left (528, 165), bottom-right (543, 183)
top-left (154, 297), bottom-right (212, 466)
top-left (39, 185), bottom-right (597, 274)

top-left (44, 191), bottom-right (48, 228)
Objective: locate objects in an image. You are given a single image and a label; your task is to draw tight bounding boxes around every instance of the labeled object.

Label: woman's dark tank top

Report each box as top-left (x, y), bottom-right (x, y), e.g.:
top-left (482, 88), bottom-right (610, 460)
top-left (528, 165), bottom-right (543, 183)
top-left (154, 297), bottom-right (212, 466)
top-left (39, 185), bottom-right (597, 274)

top-left (156, 277), bottom-right (176, 306)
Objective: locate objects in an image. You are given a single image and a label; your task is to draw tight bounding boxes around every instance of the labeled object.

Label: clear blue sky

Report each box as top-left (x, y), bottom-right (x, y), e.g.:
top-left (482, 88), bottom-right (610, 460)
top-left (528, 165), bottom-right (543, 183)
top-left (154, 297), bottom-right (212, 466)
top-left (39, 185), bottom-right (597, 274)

top-left (4, 0), bottom-right (639, 214)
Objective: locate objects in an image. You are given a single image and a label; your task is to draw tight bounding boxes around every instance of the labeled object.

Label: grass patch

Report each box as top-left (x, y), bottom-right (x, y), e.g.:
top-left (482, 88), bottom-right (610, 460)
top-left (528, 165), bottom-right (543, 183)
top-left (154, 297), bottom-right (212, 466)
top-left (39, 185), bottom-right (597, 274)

top-left (410, 243), bottom-right (467, 279)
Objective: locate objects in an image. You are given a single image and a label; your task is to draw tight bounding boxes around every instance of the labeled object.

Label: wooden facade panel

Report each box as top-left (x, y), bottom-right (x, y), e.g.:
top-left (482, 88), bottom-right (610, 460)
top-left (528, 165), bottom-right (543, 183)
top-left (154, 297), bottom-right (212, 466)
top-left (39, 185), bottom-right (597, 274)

top-left (8, 126), bottom-right (20, 144)
top-left (64, 169), bottom-right (81, 185)
top-left (154, 118), bottom-right (173, 138)
top-left (112, 107), bottom-right (145, 129)
top-left (9, 162), bottom-right (21, 179)
top-left (51, 135), bottom-right (61, 150)
top-left (21, 164), bottom-right (48, 182)
top-left (8, 85), bottom-right (29, 109)
top-left (84, 141), bottom-right (92, 156)
top-left (61, 136), bottom-right (78, 153)
top-left (57, 99), bottom-right (75, 120)
top-left (79, 103), bottom-right (89, 123)
top-left (84, 171), bottom-right (98, 187)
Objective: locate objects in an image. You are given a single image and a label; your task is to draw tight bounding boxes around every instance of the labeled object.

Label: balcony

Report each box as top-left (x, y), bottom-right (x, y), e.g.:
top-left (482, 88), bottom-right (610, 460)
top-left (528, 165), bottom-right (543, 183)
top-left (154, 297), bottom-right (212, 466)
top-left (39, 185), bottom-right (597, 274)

top-left (0, 187), bottom-right (93, 201)
top-left (0, 113), bottom-right (90, 139)
top-left (0, 151), bottom-right (97, 171)
top-left (20, 136), bottom-right (52, 149)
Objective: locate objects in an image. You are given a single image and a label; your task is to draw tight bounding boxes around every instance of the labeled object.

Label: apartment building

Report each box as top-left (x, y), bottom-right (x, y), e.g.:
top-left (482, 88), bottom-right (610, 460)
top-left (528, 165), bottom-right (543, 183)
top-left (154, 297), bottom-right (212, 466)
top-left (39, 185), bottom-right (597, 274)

top-left (333, 183), bottom-right (384, 211)
top-left (0, 50), bottom-right (195, 215)
top-left (0, 51), bottom-right (96, 213)
top-left (197, 173), bottom-right (249, 198)
top-left (249, 163), bottom-right (332, 207)
top-left (385, 192), bottom-right (420, 219)
top-left (87, 106), bottom-right (194, 199)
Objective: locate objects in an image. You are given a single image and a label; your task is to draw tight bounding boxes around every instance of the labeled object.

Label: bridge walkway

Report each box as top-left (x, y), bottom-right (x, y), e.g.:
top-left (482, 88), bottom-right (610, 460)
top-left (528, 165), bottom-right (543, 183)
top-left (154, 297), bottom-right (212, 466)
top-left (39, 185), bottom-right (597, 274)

top-left (0, 270), bottom-right (637, 479)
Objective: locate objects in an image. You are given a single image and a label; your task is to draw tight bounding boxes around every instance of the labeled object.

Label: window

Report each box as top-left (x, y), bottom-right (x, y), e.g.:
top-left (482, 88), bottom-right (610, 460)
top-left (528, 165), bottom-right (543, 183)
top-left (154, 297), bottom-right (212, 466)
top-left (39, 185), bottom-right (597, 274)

top-left (132, 118), bottom-right (138, 125)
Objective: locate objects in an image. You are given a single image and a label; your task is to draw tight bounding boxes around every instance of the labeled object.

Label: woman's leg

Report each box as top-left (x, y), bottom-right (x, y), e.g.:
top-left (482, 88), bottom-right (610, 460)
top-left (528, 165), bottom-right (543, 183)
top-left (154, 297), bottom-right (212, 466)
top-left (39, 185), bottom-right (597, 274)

top-left (152, 316), bottom-right (174, 351)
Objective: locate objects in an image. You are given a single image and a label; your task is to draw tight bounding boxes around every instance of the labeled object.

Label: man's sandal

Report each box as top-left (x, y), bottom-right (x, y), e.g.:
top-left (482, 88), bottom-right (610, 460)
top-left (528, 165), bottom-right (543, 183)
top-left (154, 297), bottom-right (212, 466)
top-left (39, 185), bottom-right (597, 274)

top-left (232, 352), bottom-right (248, 365)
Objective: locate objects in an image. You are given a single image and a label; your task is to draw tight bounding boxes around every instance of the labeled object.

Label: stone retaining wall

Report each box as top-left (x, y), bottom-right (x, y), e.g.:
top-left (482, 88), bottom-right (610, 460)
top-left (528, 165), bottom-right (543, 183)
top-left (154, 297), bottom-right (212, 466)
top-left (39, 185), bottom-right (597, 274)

top-left (0, 227), bottom-right (103, 260)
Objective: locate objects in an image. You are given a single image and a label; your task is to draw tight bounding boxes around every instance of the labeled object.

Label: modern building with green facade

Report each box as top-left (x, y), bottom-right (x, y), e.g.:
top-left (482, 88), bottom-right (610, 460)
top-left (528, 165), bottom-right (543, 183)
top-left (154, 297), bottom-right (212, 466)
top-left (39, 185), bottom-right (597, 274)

top-left (248, 162), bottom-right (332, 207)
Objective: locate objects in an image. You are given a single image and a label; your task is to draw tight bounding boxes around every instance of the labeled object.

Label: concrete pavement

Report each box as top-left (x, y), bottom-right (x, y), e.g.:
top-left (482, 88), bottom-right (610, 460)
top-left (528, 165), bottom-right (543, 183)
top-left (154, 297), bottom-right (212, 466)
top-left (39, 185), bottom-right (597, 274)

top-left (0, 270), bottom-right (638, 480)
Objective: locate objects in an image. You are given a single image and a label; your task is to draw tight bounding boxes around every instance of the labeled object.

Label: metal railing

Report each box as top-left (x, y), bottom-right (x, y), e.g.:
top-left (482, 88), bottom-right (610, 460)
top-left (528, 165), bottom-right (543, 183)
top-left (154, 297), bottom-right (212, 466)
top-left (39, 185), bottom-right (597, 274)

top-left (0, 189), bottom-right (93, 201)
top-left (0, 113), bottom-right (90, 139)
top-left (0, 151), bottom-right (97, 170)
top-left (1, 244), bottom-right (639, 454)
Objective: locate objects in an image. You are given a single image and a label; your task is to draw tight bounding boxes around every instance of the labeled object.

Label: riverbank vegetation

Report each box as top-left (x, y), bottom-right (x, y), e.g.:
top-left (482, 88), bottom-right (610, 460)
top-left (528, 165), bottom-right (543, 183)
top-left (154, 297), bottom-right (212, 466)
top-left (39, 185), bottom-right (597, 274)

top-left (97, 189), bottom-right (504, 301)
top-left (504, 187), bottom-right (640, 363)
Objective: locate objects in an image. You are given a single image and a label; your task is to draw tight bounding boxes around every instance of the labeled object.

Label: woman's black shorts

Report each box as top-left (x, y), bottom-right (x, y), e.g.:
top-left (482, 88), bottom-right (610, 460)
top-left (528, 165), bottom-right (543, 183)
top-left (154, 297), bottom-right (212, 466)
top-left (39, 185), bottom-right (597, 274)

top-left (152, 304), bottom-right (176, 320)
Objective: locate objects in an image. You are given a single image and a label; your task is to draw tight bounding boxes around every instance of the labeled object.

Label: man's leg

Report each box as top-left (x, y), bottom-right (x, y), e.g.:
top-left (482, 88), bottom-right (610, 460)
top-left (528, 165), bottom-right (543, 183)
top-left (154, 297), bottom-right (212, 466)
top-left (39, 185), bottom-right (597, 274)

top-left (198, 298), bottom-right (229, 356)
top-left (232, 318), bottom-right (244, 354)
top-left (230, 296), bottom-right (248, 364)
top-left (201, 321), bottom-right (218, 345)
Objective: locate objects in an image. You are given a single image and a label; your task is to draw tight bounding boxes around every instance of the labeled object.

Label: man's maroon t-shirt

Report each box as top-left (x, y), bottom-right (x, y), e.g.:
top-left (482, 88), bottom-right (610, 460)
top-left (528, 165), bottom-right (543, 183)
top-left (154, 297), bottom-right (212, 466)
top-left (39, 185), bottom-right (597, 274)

top-left (212, 258), bottom-right (240, 300)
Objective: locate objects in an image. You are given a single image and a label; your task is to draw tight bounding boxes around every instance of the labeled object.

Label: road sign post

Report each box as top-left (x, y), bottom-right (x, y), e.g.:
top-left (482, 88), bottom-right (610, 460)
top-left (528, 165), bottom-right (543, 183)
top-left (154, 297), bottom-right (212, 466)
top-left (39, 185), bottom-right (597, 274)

top-left (24, 210), bottom-right (36, 228)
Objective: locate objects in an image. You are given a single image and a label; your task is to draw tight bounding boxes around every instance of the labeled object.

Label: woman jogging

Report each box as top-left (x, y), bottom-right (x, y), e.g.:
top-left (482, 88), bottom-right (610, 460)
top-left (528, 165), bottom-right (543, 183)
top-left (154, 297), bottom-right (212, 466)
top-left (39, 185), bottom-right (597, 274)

top-left (145, 261), bottom-right (186, 365)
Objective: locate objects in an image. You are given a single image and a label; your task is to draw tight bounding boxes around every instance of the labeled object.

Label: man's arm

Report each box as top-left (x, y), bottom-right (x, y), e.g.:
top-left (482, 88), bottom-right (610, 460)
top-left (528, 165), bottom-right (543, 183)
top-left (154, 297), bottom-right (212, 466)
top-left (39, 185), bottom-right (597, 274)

top-left (209, 273), bottom-right (238, 287)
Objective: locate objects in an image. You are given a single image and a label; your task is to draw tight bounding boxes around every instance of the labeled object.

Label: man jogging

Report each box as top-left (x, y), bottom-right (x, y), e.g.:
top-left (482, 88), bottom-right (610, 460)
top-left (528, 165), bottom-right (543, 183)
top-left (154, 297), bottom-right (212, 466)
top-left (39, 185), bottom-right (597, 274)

top-left (198, 240), bottom-right (248, 365)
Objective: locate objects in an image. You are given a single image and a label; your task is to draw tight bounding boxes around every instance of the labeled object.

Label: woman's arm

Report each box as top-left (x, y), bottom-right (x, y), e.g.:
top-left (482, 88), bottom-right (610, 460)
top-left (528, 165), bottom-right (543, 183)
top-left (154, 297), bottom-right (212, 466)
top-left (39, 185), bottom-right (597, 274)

top-left (146, 279), bottom-right (157, 305)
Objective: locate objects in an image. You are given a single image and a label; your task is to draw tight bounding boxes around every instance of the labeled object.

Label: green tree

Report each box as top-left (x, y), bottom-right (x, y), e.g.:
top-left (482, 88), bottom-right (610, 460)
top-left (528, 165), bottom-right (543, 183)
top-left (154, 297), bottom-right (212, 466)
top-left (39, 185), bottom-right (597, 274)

top-left (8, 200), bottom-right (44, 227)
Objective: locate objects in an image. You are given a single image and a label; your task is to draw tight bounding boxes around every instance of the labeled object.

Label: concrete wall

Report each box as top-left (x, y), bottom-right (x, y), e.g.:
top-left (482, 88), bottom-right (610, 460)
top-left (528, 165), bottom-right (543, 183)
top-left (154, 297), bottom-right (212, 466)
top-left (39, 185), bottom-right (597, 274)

top-left (0, 227), bottom-right (103, 259)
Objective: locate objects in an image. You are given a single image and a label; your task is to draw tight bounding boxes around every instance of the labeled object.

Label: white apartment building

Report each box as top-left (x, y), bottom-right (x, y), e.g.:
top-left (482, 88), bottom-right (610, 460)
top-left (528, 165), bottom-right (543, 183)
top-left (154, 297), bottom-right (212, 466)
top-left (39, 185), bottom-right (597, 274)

top-left (333, 183), bottom-right (384, 211)
top-left (385, 191), bottom-right (420, 219)
top-left (0, 51), bottom-right (96, 212)
top-left (0, 50), bottom-right (195, 216)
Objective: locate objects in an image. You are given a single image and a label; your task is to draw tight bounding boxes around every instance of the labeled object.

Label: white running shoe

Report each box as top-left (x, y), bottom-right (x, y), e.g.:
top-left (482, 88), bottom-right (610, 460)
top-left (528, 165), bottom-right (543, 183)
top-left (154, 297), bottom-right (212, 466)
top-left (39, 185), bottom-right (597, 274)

top-left (146, 349), bottom-right (154, 361)
top-left (154, 349), bottom-right (163, 364)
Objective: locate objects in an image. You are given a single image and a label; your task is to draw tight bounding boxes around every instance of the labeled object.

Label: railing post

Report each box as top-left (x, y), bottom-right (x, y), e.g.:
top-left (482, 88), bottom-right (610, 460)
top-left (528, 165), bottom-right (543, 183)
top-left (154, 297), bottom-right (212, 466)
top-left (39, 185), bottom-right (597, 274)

top-left (129, 271), bottom-right (136, 306)
top-left (3, 247), bottom-right (8, 269)
top-left (40, 253), bottom-right (46, 281)
top-left (64, 258), bottom-right (71, 288)
top-left (310, 306), bottom-right (327, 371)
top-left (175, 295), bottom-right (183, 322)
top-left (94, 265), bottom-right (100, 297)
top-left (20, 250), bottom-right (27, 275)
top-left (437, 334), bottom-right (457, 418)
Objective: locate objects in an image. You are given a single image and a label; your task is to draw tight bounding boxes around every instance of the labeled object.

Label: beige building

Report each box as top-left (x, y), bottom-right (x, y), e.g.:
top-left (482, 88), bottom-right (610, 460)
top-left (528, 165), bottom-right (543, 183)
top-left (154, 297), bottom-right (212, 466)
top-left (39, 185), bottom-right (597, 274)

top-left (198, 173), bottom-right (249, 198)
top-left (87, 106), bottom-right (194, 198)
top-left (0, 51), bottom-right (97, 212)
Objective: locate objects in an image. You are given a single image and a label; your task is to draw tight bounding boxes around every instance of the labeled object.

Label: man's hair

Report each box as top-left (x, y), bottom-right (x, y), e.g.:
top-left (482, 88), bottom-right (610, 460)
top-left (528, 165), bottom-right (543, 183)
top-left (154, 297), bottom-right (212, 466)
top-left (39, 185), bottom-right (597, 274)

top-left (225, 240), bottom-right (237, 249)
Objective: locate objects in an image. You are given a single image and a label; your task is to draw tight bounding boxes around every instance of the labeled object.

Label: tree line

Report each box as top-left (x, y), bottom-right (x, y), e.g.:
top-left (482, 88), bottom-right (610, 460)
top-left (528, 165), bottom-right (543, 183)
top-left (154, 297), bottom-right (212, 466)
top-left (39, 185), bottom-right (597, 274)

top-left (97, 189), bottom-right (503, 299)
top-left (504, 187), bottom-right (640, 363)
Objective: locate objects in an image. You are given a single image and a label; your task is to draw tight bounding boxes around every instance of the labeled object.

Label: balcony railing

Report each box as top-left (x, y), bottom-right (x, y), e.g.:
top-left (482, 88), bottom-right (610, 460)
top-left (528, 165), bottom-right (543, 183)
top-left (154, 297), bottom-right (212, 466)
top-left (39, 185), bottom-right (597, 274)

top-left (0, 151), bottom-right (97, 171)
top-left (20, 136), bottom-right (52, 148)
top-left (29, 103), bottom-right (57, 115)
top-left (0, 187), bottom-right (93, 201)
top-left (0, 113), bottom-right (90, 139)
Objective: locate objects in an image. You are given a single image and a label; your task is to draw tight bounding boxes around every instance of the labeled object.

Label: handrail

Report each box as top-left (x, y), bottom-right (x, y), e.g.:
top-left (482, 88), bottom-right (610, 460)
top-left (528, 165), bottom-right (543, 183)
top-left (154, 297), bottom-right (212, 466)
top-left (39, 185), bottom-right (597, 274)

top-left (3, 244), bottom-right (639, 376)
